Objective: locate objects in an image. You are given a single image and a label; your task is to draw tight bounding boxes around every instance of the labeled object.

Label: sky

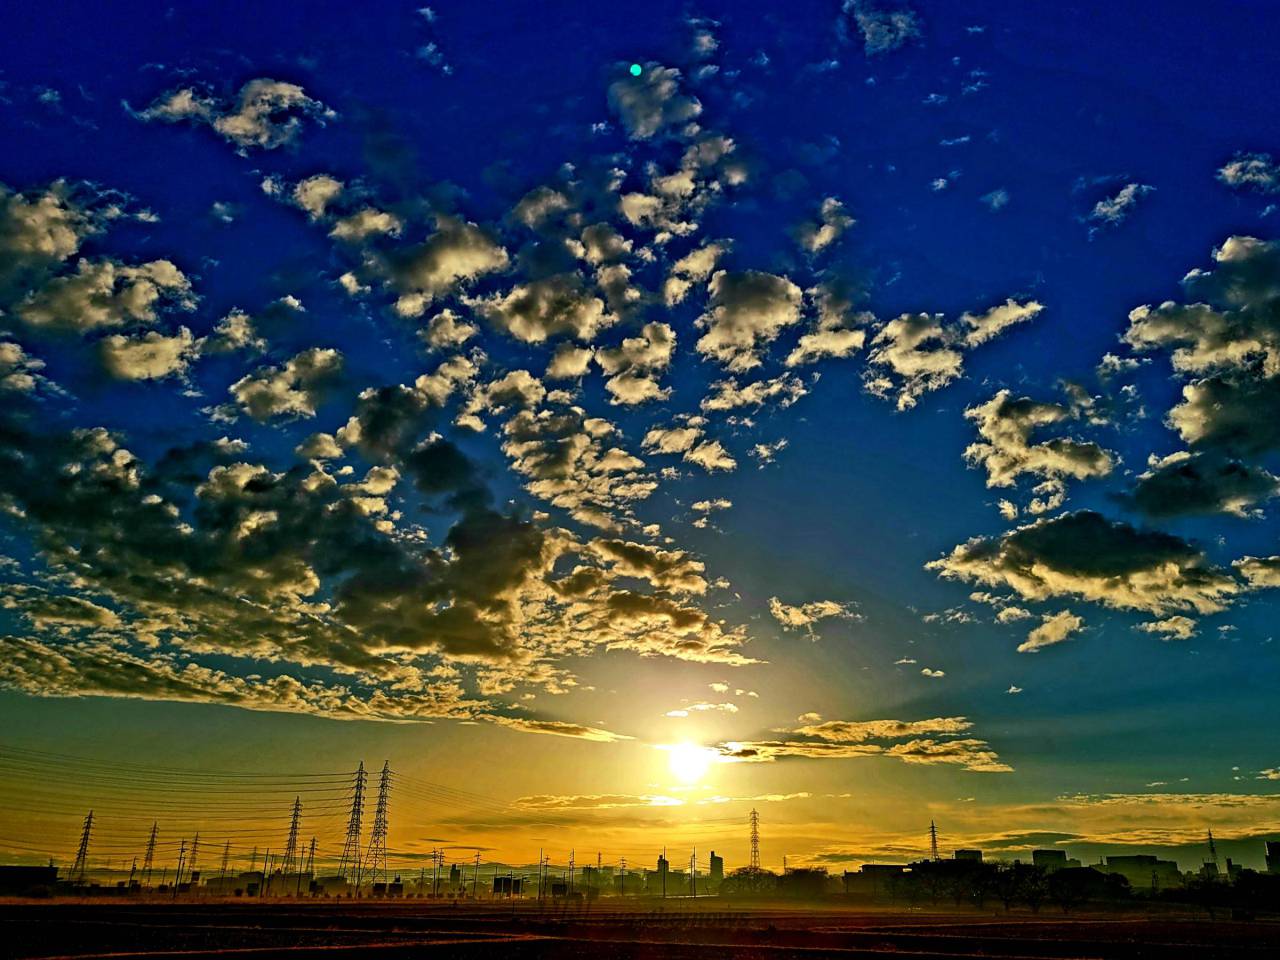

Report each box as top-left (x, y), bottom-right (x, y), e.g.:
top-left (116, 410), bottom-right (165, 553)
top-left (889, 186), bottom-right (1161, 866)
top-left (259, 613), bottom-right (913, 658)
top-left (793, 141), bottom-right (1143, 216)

top-left (1, 0), bottom-right (1279, 879)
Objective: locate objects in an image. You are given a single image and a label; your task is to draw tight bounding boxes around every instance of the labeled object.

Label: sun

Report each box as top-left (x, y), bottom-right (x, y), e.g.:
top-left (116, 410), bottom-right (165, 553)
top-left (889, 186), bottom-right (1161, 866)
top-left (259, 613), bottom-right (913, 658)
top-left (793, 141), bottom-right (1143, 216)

top-left (667, 742), bottom-right (716, 785)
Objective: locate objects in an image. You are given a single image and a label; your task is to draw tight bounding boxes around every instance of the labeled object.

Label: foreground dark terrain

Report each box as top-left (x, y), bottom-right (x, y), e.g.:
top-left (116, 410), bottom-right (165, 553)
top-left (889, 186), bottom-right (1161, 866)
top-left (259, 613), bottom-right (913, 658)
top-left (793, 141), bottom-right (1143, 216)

top-left (2, 900), bottom-right (1278, 960)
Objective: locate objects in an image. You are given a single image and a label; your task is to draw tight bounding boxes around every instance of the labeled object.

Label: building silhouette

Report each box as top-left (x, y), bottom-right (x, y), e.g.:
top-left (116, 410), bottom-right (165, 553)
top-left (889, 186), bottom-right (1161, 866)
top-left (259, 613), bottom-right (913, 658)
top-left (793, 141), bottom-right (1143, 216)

top-left (708, 850), bottom-right (724, 891)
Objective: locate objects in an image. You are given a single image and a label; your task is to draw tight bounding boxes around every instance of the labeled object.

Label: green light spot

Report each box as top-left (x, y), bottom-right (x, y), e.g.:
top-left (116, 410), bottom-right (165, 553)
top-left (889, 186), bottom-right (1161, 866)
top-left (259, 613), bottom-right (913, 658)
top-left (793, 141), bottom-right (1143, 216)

top-left (629, 63), bottom-right (642, 77)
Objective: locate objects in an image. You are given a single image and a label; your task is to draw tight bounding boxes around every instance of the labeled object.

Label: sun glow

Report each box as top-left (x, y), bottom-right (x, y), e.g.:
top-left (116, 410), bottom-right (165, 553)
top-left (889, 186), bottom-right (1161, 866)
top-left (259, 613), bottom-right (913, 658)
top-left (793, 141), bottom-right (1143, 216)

top-left (666, 742), bottom-right (717, 785)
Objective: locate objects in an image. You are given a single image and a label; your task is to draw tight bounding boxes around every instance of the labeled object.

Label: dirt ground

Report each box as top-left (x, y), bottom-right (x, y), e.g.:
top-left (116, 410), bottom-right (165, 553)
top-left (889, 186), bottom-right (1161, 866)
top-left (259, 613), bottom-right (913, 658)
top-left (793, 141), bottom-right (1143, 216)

top-left (2, 898), bottom-right (1278, 959)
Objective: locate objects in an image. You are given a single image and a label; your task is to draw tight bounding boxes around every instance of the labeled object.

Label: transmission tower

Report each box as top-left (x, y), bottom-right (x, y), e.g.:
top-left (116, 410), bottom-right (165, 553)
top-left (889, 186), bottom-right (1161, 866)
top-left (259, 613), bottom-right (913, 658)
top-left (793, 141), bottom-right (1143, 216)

top-left (337, 761), bottom-right (367, 882)
top-left (71, 811), bottom-right (93, 884)
top-left (220, 841), bottom-right (231, 878)
top-left (748, 808), bottom-right (760, 873)
top-left (690, 849), bottom-right (697, 898)
top-left (189, 833), bottom-right (200, 881)
top-left (282, 797), bottom-right (302, 875)
top-left (929, 820), bottom-right (940, 861)
top-left (1207, 828), bottom-right (1221, 876)
top-left (141, 822), bottom-right (158, 886)
top-left (362, 761), bottom-right (390, 891)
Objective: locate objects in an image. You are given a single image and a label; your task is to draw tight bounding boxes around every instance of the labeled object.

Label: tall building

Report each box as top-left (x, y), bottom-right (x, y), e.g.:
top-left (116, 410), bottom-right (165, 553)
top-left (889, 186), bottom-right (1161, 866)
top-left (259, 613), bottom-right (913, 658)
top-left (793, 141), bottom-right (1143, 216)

top-left (656, 853), bottom-right (669, 896)
top-left (1266, 841), bottom-right (1280, 875)
top-left (1033, 849), bottom-right (1066, 871)
top-left (954, 849), bottom-right (983, 862)
top-left (1104, 854), bottom-right (1182, 890)
top-left (709, 851), bottom-right (724, 890)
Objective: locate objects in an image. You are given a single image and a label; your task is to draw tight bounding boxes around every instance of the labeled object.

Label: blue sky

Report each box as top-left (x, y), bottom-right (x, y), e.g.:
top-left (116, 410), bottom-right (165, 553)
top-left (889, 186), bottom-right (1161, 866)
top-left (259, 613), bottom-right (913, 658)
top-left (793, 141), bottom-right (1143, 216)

top-left (1, 0), bottom-right (1279, 872)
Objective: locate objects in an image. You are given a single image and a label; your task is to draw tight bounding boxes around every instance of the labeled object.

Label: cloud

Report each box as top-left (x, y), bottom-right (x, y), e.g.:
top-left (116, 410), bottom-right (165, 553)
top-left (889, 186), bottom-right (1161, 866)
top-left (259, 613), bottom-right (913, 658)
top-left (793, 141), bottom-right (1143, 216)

top-left (920, 667), bottom-right (945, 678)
top-left (1137, 616), bottom-right (1197, 641)
top-left (716, 715), bottom-right (1009, 772)
top-left (17, 258), bottom-right (194, 333)
top-left (482, 715), bottom-right (632, 742)
top-left (596, 321), bottom-right (676, 405)
top-left (0, 637), bottom-right (483, 723)
top-left (663, 241), bottom-right (726, 306)
top-left (138, 78), bottom-right (333, 152)
top-left (863, 313), bottom-right (960, 410)
top-left (842, 1), bottom-right (921, 55)
top-left (1217, 152), bottom-right (1280, 195)
top-left (291, 174), bottom-right (344, 219)
top-left (587, 538), bottom-right (707, 594)
top-left (0, 341), bottom-right (47, 393)
top-left (788, 716), bottom-right (971, 742)
top-left (421, 308), bottom-right (479, 351)
top-left (1233, 555), bottom-right (1280, 588)
top-left (692, 498), bottom-right (731, 513)
top-left (470, 272), bottom-right (612, 343)
top-left (1126, 451), bottom-right (1278, 518)
top-left (929, 511), bottom-right (1241, 615)
top-left (750, 438), bottom-right (788, 465)
top-left (964, 390), bottom-right (1114, 495)
top-left (785, 283), bottom-right (869, 367)
top-left (700, 373), bottom-right (807, 412)
top-left (1123, 237), bottom-right (1280, 457)
top-left (768, 596), bottom-right (860, 634)
top-left (981, 189), bottom-right (1010, 211)
top-left (961, 299), bottom-right (1045, 348)
top-left (1123, 237), bottom-right (1280, 377)
top-left (546, 343), bottom-right (594, 379)
top-left (863, 301), bottom-right (1043, 410)
top-left (695, 270), bottom-right (804, 371)
top-left (667, 701), bottom-right (737, 717)
top-left (228, 347), bottom-right (343, 421)
top-left (0, 181), bottom-right (105, 300)
top-left (1089, 183), bottom-right (1154, 228)
top-left (1017, 610), bottom-right (1084, 653)
top-left (99, 327), bottom-right (200, 380)
top-left (607, 63), bottom-right (702, 140)
top-left (793, 197), bottom-right (854, 254)
top-left (382, 218), bottom-right (509, 317)
top-left (642, 421), bottom-right (736, 473)
top-left (515, 793), bottom-right (681, 809)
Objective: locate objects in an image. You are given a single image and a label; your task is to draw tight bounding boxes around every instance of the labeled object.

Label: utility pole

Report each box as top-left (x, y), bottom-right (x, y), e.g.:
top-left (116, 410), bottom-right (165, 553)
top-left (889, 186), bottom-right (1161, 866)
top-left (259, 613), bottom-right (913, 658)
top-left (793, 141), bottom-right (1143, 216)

top-left (189, 833), bottom-right (200, 892)
top-left (173, 840), bottom-right (187, 900)
top-left (141, 822), bottom-right (157, 887)
top-left (749, 809), bottom-right (760, 874)
top-left (338, 761), bottom-right (367, 887)
top-left (72, 811), bottom-right (93, 885)
top-left (362, 761), bottom-right (390, 894)
top-left (283, 797), bottom-right (302, 877)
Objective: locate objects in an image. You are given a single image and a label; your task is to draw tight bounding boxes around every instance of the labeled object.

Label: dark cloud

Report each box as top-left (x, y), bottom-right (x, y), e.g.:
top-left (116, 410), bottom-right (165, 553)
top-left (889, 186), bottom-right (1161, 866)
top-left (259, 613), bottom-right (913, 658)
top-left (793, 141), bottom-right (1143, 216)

top-left (929, 511), bottom-right (1241, 615)
top-left (1125, 451), bottom-right (1279, 518)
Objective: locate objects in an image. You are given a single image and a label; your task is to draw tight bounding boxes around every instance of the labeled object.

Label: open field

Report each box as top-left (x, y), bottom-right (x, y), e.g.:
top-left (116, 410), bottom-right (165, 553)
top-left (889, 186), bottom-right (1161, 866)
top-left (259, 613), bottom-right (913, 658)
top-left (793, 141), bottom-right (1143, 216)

top-left (2, 900), bottom-right (1279, 960)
